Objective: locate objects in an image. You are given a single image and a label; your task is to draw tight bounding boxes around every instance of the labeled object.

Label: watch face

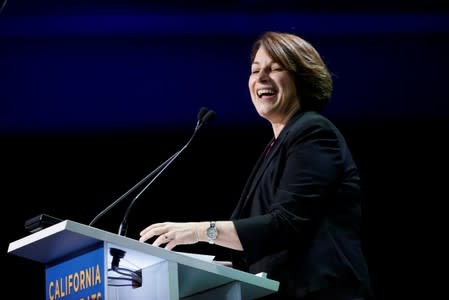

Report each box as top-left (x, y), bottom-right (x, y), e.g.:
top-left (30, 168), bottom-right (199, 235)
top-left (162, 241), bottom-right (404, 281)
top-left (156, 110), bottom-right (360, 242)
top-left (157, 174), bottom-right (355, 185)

top-left (207, 226), bottom-right (217, 239)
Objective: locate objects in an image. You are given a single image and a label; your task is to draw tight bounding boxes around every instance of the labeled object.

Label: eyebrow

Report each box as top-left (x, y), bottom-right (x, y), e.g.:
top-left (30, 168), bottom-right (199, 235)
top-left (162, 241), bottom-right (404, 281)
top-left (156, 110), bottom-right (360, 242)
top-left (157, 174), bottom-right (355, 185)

top-left (251, 61), bottom-right (280, 67)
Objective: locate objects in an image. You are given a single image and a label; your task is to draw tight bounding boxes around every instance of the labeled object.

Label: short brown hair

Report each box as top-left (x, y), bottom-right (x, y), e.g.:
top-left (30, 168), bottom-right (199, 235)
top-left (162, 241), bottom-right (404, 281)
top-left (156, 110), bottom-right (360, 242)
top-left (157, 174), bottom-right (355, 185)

top-left (251, 32), bottom-right (333, 112)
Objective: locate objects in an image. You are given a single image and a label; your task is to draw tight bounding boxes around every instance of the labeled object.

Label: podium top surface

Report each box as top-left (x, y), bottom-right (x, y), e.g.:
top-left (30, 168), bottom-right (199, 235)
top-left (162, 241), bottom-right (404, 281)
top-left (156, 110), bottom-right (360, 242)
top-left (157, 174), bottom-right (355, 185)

top-left (8, 220), bottom-right (279, 297)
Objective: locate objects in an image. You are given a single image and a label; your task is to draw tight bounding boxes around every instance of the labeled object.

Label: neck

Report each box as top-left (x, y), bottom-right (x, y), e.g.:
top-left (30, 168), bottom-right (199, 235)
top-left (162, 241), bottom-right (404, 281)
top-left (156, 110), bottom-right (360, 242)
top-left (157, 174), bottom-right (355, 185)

top-left (270, 108), bottom-right (300, 138)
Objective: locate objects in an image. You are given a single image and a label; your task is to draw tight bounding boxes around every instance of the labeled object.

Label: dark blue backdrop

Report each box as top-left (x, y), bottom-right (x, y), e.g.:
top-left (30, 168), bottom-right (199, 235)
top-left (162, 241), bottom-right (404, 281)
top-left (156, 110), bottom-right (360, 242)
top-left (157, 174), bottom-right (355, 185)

top-left (1, 2), bottom-right (448, 133)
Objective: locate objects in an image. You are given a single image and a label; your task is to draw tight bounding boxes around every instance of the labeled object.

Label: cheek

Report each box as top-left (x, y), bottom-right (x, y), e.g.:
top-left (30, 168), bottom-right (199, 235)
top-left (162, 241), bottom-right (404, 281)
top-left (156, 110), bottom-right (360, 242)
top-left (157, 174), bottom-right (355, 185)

top-left (280, 78), bottom-right (296, 97)
top-left (248, 77), bottom-right (256, 95)
top-left (248, 76), bottom-right (253, 89)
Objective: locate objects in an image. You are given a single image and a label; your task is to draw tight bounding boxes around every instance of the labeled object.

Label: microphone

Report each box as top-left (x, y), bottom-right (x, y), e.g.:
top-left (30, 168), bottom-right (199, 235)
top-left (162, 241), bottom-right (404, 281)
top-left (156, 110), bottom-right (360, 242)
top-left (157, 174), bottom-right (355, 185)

top-left (88, 107), bottom-right (216, 237)
top-left (197, 109), bottom-right (216, 130)
top-left (197, 107), bottom-right (208, 122)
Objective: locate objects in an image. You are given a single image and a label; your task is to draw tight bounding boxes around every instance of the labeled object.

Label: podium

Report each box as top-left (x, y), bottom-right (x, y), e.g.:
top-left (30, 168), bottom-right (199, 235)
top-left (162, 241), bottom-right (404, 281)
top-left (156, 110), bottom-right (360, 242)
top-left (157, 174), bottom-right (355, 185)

top-left (7, 220), bottom-right (279, 299)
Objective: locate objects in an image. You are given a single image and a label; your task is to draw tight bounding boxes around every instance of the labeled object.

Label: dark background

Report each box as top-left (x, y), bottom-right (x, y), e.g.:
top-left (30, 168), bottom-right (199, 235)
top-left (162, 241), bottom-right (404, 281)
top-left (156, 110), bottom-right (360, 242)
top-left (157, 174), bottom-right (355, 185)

top-left (2, 1), bottom-right (448, 299)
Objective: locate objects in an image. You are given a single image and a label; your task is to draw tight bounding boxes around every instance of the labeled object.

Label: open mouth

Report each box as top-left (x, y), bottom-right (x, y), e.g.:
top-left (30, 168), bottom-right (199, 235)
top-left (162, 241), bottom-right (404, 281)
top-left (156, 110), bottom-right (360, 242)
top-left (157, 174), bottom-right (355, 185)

top-left (257, 88), bottom-right (277, 99)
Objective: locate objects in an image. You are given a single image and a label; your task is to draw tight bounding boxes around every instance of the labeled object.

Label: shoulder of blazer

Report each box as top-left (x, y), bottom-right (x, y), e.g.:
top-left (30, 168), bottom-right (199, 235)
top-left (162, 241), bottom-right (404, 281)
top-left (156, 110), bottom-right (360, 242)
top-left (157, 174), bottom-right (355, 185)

top-left (281, 111), bottom-right (333, 138)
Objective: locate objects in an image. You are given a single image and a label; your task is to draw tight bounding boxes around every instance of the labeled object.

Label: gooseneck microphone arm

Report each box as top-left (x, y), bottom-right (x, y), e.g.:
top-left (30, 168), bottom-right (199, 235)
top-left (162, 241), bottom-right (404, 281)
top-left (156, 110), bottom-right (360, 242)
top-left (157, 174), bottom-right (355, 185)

top-left (88, 151), bottom-right (178, 228)
top-left (117, 108), bottom-right (215, 236)
top-left (88, 107), bottom-right (216, 236)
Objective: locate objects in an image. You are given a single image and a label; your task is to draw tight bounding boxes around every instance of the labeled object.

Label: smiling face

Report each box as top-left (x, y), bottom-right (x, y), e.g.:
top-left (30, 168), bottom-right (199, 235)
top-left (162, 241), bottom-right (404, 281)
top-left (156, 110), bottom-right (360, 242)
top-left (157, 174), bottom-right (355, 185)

top-left (249, 46), bottom-right (300, 125)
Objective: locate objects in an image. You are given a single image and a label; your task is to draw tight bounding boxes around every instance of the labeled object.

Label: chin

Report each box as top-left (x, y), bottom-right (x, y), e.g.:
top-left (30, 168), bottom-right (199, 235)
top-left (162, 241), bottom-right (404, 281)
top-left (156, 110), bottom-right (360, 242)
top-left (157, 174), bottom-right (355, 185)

top-left (257, 110), bottom-right (275, 121)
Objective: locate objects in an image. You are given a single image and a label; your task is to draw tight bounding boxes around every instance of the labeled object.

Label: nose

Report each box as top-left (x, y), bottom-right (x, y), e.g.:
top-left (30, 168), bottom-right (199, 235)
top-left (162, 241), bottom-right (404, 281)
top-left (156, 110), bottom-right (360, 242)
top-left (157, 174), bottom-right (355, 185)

top-left (256, 69), bottom-right (270, 82)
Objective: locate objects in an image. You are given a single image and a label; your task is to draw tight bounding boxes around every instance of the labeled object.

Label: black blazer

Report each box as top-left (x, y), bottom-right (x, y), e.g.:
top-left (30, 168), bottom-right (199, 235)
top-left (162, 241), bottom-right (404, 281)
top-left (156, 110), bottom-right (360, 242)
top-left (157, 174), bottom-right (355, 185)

top-left (231, 111), bottom-right (372, 298)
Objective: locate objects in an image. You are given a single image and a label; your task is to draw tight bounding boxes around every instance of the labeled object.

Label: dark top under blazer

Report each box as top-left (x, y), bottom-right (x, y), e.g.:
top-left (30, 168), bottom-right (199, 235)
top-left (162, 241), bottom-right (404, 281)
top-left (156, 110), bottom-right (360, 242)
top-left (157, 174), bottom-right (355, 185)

top-left (231, 111), bottom-right (372, 298)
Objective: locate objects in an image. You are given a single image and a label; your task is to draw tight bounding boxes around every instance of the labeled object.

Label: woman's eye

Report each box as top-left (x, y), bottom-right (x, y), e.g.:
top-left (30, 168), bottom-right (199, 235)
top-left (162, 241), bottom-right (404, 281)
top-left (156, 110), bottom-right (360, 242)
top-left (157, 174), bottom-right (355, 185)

top-left (251, 70), bottom-right (260, 74)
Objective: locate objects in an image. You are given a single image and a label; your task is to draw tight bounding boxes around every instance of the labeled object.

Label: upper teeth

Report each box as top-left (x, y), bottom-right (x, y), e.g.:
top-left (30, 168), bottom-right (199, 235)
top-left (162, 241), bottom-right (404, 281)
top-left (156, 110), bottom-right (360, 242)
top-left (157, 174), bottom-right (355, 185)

top-left (257, 89), bottom-right (275, 97)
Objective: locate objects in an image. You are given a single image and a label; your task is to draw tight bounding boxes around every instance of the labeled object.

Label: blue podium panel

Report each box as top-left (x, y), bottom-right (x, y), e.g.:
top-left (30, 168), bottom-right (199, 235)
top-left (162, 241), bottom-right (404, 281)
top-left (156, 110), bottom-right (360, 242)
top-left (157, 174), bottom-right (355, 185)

top-left (46, 246), bottom-right (105, 300)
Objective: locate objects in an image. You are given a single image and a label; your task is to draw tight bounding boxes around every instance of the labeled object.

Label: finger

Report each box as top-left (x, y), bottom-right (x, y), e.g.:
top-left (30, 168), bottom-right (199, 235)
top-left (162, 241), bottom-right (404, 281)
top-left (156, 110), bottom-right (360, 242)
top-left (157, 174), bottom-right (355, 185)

top-left (165, 239), bottom-right (177, 251)
top-left (139, 227), bottom-right (164, 242)
top-left (152, 233), bottom-right (172, 247)
top-left (140, 223), bottom-right (163, 236)
top-left (140, 223), bottom-right (172, 242)
top-left (139, 231), bottom-right (156, 243)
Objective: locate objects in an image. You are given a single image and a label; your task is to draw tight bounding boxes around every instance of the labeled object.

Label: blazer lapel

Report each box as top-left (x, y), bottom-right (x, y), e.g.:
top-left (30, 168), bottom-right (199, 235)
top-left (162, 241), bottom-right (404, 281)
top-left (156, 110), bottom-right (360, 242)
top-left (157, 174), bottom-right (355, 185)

top-left (231, 133), bottom-right (287, 218)
top-left (230, 150), bottom-right (266, 219)
top-left (243, 134), bottom-right (283, 198)
top-left (231, 111), bottom-right (304, 218)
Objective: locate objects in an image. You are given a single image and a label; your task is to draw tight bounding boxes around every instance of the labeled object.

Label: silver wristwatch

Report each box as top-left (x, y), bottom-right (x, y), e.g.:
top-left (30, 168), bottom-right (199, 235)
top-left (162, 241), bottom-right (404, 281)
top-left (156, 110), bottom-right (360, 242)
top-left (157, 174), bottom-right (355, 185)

top-left (206, 221), bottom-right (218, 244)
